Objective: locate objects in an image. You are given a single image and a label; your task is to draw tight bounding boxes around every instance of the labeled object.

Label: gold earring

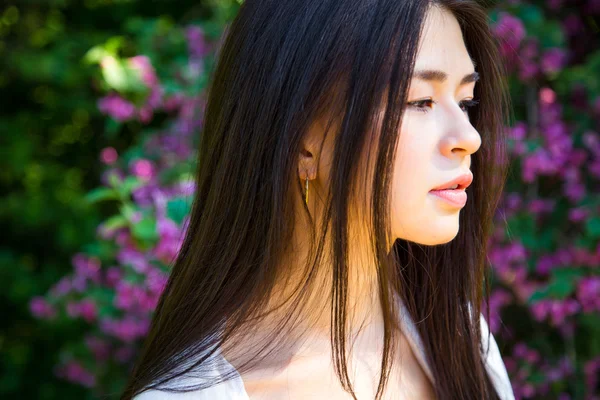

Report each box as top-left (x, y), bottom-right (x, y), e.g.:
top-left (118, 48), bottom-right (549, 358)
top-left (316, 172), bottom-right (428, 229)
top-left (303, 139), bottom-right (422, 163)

top-left (305, 176), bottom-right (309, 205)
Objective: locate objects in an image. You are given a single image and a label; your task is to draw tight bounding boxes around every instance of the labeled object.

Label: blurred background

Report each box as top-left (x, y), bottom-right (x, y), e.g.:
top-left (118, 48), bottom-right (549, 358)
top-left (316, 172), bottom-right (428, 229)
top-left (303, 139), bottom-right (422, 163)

top-left (1, 0), bottom-right (599, 399)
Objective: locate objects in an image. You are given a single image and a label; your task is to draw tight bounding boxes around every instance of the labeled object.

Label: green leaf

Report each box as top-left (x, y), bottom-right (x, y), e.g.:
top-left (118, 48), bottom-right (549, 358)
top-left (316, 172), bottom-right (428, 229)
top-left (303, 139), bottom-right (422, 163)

top-left (118, 176), bottom-right (144, 197)
top-left (166, 197), bottom-right (190, 225)
top-left (105, 118), bottom-right (122, 138)
top-left (84, 187), bottom-right (119, 204)
top-left (101, 57), bottom-right (130, 92)
top-left (118, 202), bottom-right (138, 221)
top-left (103, 214), bottom-right (128, 231)
top-left (545, 278), bottom-right (574, 299)
top-left (518, 4), bottom-right (543, 27)
top-left (131, 216), bottom-right (158, 242)
top-left (107, 171), bottom-right (123, 188)
top-left (585, 217), bottom-right (600, 239)
top-left (82, 45), bottom-right (109, 65)
top-left (528, 289), bottom-right (549, 303)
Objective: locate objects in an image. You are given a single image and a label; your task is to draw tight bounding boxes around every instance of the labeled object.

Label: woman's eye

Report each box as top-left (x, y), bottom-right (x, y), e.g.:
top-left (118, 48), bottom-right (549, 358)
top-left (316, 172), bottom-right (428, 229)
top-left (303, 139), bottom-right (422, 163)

top-left (406, 98), bottom-right (479, 114)
top-left (459, 99), bottom-right (480, 113)
top-left (407, 99), bottom-right (435, 113)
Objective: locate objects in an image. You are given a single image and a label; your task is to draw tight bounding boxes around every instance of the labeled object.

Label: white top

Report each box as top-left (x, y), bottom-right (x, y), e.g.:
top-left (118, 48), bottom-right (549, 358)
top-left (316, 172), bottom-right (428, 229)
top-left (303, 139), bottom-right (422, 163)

top-left (133, 301), bottom-right (515, 400)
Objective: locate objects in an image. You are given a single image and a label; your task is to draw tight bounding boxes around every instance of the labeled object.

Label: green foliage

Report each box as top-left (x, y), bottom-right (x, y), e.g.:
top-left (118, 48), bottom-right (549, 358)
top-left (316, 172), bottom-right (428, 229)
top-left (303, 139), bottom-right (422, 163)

top-left (0, 1), bottom-right (239, 399)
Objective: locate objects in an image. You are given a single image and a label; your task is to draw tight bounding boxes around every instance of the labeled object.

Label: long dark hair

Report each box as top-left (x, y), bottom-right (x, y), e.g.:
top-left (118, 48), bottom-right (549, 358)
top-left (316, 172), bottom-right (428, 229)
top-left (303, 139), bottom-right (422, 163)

top-left (122, 0), bottom-right (511, 399)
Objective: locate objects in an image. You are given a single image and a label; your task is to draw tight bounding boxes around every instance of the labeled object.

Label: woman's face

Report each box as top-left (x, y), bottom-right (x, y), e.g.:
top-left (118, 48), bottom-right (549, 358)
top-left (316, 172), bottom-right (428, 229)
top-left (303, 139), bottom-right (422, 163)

top-left (390, 6), bottom-right (481, 246)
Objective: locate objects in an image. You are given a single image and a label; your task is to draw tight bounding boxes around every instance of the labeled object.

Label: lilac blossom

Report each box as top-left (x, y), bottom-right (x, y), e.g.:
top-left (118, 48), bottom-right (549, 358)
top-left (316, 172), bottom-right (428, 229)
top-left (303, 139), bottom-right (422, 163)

top-left (97, 93), bottom-right (137, 122)
top-left (54, 360), bottom-right (96, 388)
top-left (541, 48), bottom-right (569, 75)
top-left (29, 296), bottom-right (57, 320)
top-left (100, 147), bottom-right (118, 165)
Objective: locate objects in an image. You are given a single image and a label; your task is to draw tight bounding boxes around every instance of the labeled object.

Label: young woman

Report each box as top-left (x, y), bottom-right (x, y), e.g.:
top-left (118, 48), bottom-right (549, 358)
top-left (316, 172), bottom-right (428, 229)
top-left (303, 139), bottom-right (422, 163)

top-left (123, 0), bottom-right (515, 399)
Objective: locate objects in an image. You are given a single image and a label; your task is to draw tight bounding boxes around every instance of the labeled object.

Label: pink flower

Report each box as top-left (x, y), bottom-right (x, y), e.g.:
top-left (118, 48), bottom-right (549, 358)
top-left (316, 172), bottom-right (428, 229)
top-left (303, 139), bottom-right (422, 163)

top-left (49, 276), bottom-right (73, 297)
top-left (97, 93), bottom-right (136, 122)
top-left (539, 87), bottom-right (557, 105)
top-left (100, 316), bottom-right (150, 342)
top-left (127, 55), bottom-right (159, 88)
top-left (72, 253), bottom-right (101, 284)
top-left (116, 248), bottom-right (150, 273)
top-left (66, 299), bottom-right (97, 323)
top-left (100, 147), bottom-right (118, 165)
top-left (577, 277), bottom-right (600, 312)
top-left (568, 207), bottom-right (589, 223)
top-left (55, 360), bottom-right (96, 388)
top-left (130, 159), bottom-right (156, 180)
top-left (541, 48), bottom-right (569, 75)
top-left (493, 13), bottom-right (526, 47)
top-left (104, 266), bottom-right (122, 288)
top-left (185, 25), bottom-right (210, 59)
top-left (29, 296), bottom-right (57, 319)
top-left (84, 335), bottom-right (111, 362)
top-left (78, 299), bottom-right (98, 323)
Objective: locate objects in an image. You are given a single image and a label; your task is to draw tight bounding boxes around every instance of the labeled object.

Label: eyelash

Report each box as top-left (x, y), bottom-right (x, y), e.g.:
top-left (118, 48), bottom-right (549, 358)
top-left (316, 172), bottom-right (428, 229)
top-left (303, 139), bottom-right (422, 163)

top-left (407, 98), bottom-right (480, 113)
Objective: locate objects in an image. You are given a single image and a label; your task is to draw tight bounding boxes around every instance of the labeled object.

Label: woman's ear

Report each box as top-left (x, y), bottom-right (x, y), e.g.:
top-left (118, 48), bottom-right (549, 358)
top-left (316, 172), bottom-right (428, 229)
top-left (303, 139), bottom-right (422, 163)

top-left (298, 147), bottom-right (317, 180)
top-left (298, 117), bottom-right (328, 180)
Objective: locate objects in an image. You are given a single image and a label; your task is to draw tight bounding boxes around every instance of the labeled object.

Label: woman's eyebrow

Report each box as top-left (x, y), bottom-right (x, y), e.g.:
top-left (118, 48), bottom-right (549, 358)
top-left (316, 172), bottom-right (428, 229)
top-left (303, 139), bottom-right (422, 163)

top-left (412, 69), bottom-right (480, 86)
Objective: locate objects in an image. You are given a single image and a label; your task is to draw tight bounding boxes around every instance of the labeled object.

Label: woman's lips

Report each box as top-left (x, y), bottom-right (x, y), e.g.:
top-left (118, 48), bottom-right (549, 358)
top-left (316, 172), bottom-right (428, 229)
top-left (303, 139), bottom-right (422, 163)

top-left (428, 188), bottom-right (467, 207)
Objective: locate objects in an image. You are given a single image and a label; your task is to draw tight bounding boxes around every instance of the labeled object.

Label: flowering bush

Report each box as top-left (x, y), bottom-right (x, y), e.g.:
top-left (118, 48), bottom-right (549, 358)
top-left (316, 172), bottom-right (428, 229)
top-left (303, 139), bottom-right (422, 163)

top-left (485, 2), bottom-right (600, 399)
top-left (28, 0), bottom-right (599, 398)
top-left (27, 14), bottom-right (226, 396)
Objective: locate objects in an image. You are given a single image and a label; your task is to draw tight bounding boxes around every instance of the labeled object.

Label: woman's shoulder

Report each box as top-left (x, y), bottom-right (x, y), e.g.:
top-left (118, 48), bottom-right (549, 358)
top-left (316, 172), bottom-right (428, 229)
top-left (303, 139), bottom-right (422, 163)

top-left (132, 378), bottom-right (248, 400)
top-left (131, 347), bottom-right (249, 400)
top-left (478, 311), bottom-right (515, 400)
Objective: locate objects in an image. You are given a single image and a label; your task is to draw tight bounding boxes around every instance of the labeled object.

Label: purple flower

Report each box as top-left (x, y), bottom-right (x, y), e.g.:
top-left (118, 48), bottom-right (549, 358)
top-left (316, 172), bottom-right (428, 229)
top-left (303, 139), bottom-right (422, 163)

top-left (541, 48), bottom-right (568, 75)
top-left (563, 181), bottom-right (586, 202)
top-left (100, 147), bottom-right (118, 165)
top-left (568, 207), bottom-right (589, 223)
top-left (78, 299), bottom-right (98, 323)
top-left (85, 335), bottom-right (111, 362)
top-left (127, 55), bottom-right (159, 88)
top-left (163, 93), bottom-right (185, 112)
top-left (66, 299), bottom-right (97, 322)
top-left (577, 277), bottom-right (600, 312)
top-left (531, 300), bottom-right (550, 322)
top-left (72, 253), bottom-right (101, 284)
top-left (114, 281), bottom-right (138, 311)
top-left (49, 276), bottom-right (73, 297)
top-left (29, 296), bottom-right (57, 319)
top-left (104, 266), bottom-right (122, 288)
top-left (130, 159), bottom-right (156, 180)
top-left (54, 360), bottom-right (96, 388)
top-left (583, 131), bottom-right (600, 155)
top-left (493, 13), bottom-right (526, 47)
top-left (185, 25), bottom-right (210, 59)
top-left (589, 159), bottom-right (600, 178)
top-left (145, 267), bottom-right (168, 296)
top-left (535, 254), bottom-right (557, 276)
top-left (97, 93), bottom-right (137, 122)
top-left (116, 247), bottom-right (149, 273)
top-left (71, 275), bottom-right (88, 293)
top-left (584, 357), bottom-right (600, 397)
top-left (100, 316), bottom-right (150, 342)
top-left (510, 122), bottom-right (527, 141)
top-left (527, 199), bottom-right (555, 214)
